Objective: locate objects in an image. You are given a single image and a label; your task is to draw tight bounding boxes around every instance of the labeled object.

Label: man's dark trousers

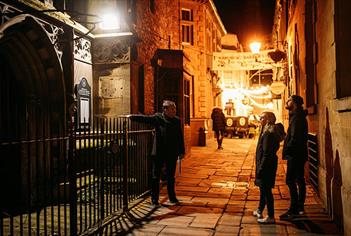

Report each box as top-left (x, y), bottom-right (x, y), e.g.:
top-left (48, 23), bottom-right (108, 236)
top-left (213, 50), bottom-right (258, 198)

top-left (151, 156), bottom-right (177, 203)
top-left (286, 159), bottom-right (306, 212)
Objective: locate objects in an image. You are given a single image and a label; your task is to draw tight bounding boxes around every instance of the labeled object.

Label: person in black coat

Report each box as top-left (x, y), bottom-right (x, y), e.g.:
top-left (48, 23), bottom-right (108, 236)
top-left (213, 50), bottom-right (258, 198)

top-left (211, 107), bottom-right (226, 149)
top-left (254, 111), bottom-right (285, 224)
top-left (280, 95), bottom-right (308, 220)
top-left (129, 100), bottom-right (185, 206)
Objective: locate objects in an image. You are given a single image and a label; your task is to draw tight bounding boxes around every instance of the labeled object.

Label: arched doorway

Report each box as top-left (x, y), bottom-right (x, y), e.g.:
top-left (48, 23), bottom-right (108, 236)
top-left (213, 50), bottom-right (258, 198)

top-left (0, 16), bottom-right (66, 213)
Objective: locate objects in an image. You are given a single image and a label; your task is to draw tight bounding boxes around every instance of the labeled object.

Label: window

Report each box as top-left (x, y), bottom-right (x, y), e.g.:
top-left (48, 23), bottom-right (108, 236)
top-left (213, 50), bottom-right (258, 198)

top-left (150, 0), bottom-right (155, 14)
top-left (335, 0), bottom-right (351, 98)
top-left (305, 0), bottom-right (317, 107)
top-left (181, 9), bottom-right (194, 45)
top-left (184, 79), bottom-right (190, 125)
top-left (182, 9), bottom-right (193, 21)
top-left (138, 65), bottom-right (145, 113)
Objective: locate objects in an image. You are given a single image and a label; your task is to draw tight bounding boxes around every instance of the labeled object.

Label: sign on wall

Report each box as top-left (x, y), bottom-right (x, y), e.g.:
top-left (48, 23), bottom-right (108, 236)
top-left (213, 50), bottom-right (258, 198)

top-left (99, 76), bottom-right (125, 98)
top-left (213, 50), bottom-right (275, 71)
top-left (76, 77), bottom-right (91, 129)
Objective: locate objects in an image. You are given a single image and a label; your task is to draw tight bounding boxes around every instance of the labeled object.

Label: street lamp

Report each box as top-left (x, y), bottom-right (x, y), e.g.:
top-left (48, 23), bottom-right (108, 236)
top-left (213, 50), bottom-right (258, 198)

top-left (249, 42), bottom-right (261, 54)
top-left (99, 12), bottom-right (120, 30)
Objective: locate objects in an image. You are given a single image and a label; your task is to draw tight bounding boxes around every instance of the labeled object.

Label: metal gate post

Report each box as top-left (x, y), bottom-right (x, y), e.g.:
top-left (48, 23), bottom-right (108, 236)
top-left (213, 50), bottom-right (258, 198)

top-left (100, 119), bottom-right (105, 220)
top-left (68, 115), bottom-right (77, 236)
top-left (122, 120), bottom-right (129, 211)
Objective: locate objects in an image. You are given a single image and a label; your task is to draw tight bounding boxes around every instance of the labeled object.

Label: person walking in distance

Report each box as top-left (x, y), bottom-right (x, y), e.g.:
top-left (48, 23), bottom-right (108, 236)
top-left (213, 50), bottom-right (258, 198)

top-left (211, 107), bottom-right (226, 149)
top-left (253, 112), bottom-right (285, 224)
top-left (128, 100), bottom-right (185, 206)
top-left (280, 95), bottom-right (309, 220)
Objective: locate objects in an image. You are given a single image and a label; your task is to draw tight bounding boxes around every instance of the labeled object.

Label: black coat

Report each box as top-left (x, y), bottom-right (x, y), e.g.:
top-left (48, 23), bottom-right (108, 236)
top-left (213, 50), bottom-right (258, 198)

top-left (211, 108), bottom-right (226, 131)
top-left (130, 113), bottom-right (185, 160)
top-left (255, 124), bottom-right (284, 188)
top-left (282, 108), bottom-right (308, 162)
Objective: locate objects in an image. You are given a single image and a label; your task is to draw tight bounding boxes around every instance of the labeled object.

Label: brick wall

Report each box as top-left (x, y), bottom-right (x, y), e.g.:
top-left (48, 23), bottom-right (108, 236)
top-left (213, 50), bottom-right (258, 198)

top-left (135, 0), bottom-right (180, 114)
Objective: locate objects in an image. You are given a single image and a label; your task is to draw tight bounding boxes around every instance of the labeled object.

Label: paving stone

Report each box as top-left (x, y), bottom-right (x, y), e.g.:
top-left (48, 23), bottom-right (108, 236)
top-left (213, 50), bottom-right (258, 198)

top-left (158, 226), bottom-right (213, 236)
top-left (225, 205), bottom-right (245, 213)
top-left (177, 206), bottom-right (223, 215)
top-left (192, 196), bottom-right (229, 207)
top-left (214, 225), bottom-right (240, 235)
top-left (156, 215), bottom-right (194, 226)
top-left (247, 194), bottom-right (260, 201)
top-left (178, 173), bottom-right (210, 179)
top-left (125, 224), bottom-right (166, 235)
top-left (190, 213), bottom-right (221, 228)
top-left (208, 187), bottom-right (233, 196)
top-left (217, 213), bottom-right (242, 226)
top-left (176, 177), bottom-right (203, 185)
top-left (197, 169), bottom-right (217, 176)
top-left (176, 185), bottom-right (210, 192)
top-left (228, 200), bottom-right (246, 206)
top-left (123, 138), bottom-right (342, 236)
top-left (240, 224), bottom-right (288, 235)
top-left (209, 175), bottom-right (238, 182)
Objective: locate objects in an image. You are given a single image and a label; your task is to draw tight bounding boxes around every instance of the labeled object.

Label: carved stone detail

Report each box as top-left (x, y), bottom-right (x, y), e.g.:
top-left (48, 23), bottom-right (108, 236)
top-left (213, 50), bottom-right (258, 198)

top-left (93, 38), bottom-right (130, 64)
top-left (0, 2), bottom-right (19, 25)
top-left (74, 36), bottom-right (92, 63)
top-left (0, 2), bottom-right (64, 68)
top-left (40, 22), bottom-right (64, 65)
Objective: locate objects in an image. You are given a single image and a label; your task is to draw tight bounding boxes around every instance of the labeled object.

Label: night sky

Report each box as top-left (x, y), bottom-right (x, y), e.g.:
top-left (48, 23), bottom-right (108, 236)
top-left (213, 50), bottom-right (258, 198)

top-left (213, 0), bottom-right (276, 50)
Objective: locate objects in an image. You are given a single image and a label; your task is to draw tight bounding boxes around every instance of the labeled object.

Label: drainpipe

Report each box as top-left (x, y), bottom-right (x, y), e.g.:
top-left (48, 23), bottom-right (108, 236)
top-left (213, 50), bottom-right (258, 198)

top-left (179, 0), bottom-right (181, 49)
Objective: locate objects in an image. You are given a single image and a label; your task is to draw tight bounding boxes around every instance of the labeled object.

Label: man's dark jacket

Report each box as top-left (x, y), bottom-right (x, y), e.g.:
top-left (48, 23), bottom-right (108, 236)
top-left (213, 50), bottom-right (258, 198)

top-left (130, 113), bottom-right (185, 159)
top-left (282, 108), bottom-right (308, 162)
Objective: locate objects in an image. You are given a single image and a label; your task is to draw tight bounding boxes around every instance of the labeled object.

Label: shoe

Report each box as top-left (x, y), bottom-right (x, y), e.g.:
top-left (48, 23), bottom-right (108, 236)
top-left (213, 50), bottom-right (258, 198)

top-left (297, 207), bottom-right (305, 215)
top-left (168, 198), bottom-right (180, 206)
top-left (151, 200), bottom-right (159, 207)
top-left (253, 209), bottom-right (263, 219)
top-left (279, 209), bottom-right (297, 221)
top-left (217, 146), bottom-right (223, 150)
top-left (257, 216), bottom-right (275, 224)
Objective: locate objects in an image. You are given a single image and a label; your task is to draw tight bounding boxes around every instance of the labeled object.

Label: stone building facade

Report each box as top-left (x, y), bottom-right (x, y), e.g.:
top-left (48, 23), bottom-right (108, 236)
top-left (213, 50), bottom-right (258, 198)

top-left (274, 0), bottom-right (351, 233)
top-left (180, 0), bottom-right (226, 145)
top-left (0, 0), bottom-right (227, 154)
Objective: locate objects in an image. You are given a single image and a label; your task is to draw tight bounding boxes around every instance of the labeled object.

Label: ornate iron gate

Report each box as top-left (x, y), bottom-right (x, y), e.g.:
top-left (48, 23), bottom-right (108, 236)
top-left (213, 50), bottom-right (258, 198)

top-left (0, 117), bottom-right (153, 235)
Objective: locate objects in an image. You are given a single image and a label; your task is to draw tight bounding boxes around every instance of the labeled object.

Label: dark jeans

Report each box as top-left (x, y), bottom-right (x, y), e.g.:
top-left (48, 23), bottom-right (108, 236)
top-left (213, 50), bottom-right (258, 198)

top-left (151, 156), bottom-right (177, 202)
top-left (214, 130), bottom-right (225, 147)
top-left (286, 159), bottom-right (306, 211)
top-left (258, 185), bottom-right (274, 217)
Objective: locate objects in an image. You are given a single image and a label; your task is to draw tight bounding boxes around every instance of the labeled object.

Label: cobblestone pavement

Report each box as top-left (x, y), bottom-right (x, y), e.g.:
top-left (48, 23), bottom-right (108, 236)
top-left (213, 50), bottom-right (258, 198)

top-left (112, 137), bottom-right (343, 235)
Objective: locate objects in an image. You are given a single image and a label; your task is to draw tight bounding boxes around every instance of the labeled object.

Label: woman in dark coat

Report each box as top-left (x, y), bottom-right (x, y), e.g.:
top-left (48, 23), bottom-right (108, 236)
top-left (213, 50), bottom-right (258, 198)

top-left (254, 111), bottom-right (285, 224)
top-left (211, 107), bottom-right (226, 149)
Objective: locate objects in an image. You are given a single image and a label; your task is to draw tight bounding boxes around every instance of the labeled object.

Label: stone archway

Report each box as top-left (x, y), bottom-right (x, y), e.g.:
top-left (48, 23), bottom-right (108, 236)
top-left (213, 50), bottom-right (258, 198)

top-left (0, 16), bottom-right (66, 213)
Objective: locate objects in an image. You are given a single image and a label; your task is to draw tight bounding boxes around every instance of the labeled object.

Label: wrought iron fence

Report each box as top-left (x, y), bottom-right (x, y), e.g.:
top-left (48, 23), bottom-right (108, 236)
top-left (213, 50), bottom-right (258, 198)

top-left (0, 117), bottom-right (153, 235)
top-left (307, 132), bottom-right (319, 193)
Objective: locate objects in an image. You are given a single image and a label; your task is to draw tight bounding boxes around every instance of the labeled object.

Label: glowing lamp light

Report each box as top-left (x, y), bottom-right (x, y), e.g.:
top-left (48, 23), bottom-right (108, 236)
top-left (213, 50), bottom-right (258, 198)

top-left (249, 42), bottom-right (261, 54)
top-left (100, 13), bottom-right (120, 30)
top-left (270, 81), bottom-right (286, 95)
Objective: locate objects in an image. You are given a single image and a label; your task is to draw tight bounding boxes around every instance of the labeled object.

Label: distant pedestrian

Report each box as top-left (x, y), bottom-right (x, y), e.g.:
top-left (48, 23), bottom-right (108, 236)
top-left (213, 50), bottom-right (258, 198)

top-left (280, 95), bottom-right (308, 221)
top-left (128, 100), bottom-right (185, 206)
top-left (211, 107), bottom-right (226, 149)
top-left (254, 111), bottom-right (285, 224)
